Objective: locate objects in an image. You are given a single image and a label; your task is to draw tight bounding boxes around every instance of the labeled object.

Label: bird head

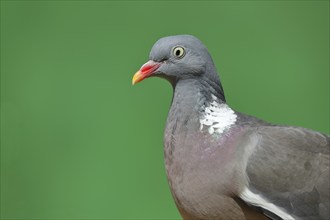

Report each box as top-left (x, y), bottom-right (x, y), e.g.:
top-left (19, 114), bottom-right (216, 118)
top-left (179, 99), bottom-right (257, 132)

top-left (132, 35), bottom-right (218, 86)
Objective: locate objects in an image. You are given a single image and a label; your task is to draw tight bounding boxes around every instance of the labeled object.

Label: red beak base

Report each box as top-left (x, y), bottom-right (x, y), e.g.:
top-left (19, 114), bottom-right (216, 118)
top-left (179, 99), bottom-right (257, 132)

top-left (132, 60), bottom-right (161, 85)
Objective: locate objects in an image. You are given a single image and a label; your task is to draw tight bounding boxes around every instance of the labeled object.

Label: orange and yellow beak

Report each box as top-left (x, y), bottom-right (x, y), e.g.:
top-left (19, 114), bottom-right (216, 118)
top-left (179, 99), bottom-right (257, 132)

top-left (132, 60), bottom-right (161, 85)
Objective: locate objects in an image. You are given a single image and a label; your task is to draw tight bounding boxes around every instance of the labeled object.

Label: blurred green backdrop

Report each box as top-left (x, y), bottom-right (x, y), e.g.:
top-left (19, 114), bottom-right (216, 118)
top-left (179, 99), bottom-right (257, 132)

top-left (1, 1), bottom-right (329, 219)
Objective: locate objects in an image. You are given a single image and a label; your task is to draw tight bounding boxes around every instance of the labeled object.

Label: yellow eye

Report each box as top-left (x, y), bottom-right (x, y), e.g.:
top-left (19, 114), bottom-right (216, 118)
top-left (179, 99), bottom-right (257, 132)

top-left (173, 46), bottom-right (185, 58)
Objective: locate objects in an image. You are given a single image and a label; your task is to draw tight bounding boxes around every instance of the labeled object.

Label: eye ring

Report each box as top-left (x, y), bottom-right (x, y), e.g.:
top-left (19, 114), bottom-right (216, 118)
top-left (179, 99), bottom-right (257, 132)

top-left (172, 46), bottom-right (185, 58)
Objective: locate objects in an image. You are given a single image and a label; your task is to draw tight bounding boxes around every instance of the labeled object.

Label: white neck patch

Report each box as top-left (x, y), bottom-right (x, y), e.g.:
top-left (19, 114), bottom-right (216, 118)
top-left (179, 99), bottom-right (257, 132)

top-left (199, 95), bottom-right (237, 135)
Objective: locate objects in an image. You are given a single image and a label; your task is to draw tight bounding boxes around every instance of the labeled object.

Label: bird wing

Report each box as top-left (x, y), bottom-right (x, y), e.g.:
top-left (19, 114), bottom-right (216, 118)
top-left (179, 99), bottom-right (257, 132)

top-left (240, 125), bottom-right (330, 220)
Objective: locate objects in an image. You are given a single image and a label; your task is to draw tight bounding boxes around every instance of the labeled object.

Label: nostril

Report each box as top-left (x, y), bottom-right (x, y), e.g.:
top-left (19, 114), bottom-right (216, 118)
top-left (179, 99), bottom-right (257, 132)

top-left (152, 58), bottom-right (167, 63)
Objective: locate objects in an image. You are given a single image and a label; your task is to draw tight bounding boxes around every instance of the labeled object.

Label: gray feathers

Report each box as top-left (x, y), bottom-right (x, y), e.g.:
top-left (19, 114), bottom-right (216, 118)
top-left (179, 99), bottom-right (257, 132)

top-left (246, 126), bottom-right (330, 220)
top-left (135, 35), bottom-right (330, 220)
top-left (148, 35), bottom-right (226, 101)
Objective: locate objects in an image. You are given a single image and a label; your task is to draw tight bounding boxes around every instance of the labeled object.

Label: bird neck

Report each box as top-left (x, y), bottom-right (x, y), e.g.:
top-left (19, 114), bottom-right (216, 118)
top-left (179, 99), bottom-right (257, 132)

top-left (168, 77), bottom-right (226, 122)
top-left (172, 74), bottom-right (225, 104)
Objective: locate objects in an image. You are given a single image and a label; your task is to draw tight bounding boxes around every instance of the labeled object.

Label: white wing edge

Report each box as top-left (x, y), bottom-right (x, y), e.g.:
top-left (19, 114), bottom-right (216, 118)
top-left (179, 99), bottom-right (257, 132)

top-left (240, 187), bottom-right (295, 220)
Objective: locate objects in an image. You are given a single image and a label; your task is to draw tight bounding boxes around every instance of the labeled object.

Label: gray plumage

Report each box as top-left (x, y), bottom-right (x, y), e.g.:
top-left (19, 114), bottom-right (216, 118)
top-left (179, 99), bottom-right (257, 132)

top-left (134, 35), bottom-right (330, 220)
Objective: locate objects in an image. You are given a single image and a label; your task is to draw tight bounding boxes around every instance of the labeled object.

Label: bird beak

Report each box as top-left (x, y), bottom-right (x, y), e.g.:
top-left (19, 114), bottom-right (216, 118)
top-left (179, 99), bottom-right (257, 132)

top-left (132, 60), bottom-right (161, 85)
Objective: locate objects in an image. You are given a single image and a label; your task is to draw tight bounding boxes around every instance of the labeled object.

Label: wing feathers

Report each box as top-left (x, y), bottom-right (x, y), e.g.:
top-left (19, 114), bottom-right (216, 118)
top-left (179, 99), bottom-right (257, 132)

top-left (244, 126), bottom-right (329, 219)
top-left (240, 187), bottom-right (294, 220)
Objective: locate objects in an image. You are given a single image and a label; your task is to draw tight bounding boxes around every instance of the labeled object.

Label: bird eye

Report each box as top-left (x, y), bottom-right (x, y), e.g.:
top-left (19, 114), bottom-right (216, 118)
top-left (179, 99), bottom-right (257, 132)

top-left (173, 46), bottom-right (185, 58)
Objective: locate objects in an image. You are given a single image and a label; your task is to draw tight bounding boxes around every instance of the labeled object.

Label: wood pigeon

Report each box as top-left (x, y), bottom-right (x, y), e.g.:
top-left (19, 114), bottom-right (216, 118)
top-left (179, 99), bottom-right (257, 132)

top-left (132, 35), bottom-right (330, 220)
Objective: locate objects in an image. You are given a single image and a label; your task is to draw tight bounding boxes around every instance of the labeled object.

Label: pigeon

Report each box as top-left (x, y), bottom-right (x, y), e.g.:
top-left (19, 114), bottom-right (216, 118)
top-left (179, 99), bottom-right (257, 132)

top-left (132, 35), bottom-right (330, 220)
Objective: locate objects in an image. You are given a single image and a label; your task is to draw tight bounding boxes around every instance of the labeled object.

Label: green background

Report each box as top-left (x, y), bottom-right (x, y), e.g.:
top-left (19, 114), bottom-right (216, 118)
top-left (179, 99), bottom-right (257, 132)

top-left (1, 1), bottom-right (329, 219)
